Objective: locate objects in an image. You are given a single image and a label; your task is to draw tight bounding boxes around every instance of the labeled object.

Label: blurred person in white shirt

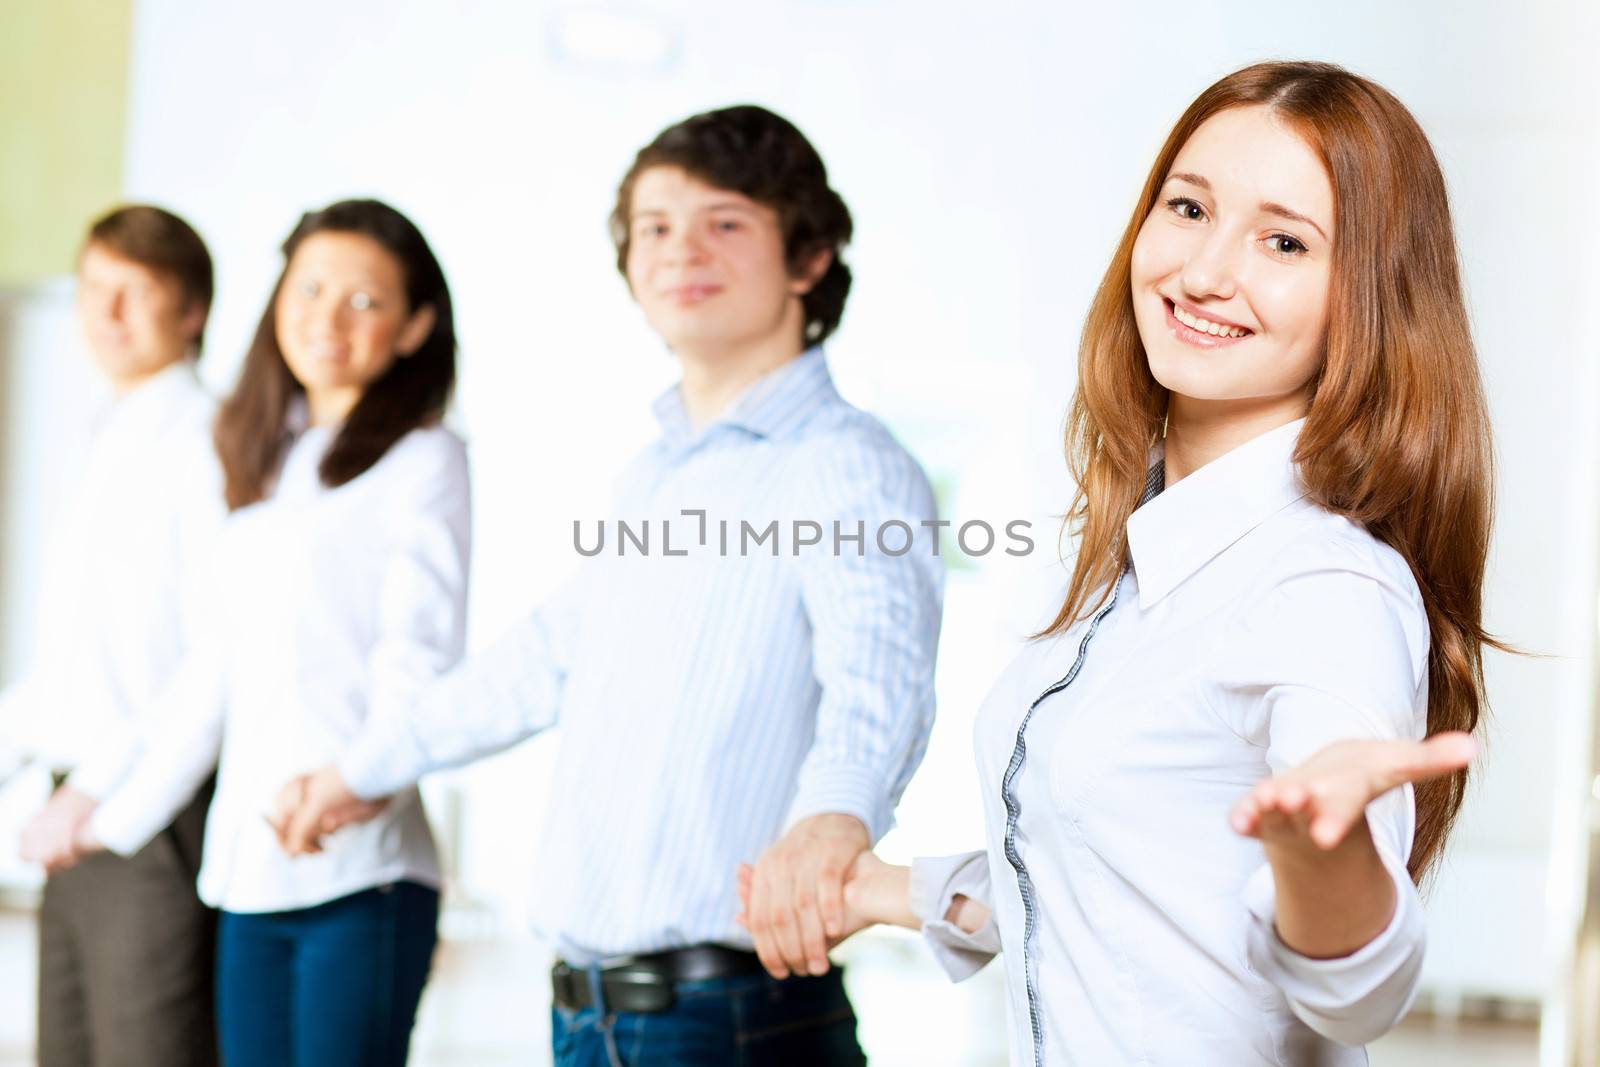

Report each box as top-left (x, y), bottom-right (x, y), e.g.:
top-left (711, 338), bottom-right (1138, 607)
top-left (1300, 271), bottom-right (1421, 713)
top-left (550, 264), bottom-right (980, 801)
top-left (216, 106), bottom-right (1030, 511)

top-left (6, 204), bottom-right (224, 1067)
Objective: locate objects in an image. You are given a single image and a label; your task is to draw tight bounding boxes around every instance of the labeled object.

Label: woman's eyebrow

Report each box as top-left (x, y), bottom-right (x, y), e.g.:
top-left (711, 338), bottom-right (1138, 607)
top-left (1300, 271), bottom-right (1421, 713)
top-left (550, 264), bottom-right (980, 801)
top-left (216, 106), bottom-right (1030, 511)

top-left (1260, 202), bottom-right (1328, 241)
top-left (292, 270), bottom-right (395, 291)
top-left (1167, 171), bottom-right (1329, 241)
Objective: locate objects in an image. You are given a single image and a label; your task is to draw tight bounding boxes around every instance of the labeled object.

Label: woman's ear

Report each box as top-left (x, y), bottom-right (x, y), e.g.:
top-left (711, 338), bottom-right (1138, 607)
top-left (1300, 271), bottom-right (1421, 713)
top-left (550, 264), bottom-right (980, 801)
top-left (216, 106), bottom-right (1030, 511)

top-left (788, 247), bottom-right (834, 297)
top-left (396, 303), bottom-right (438, 358)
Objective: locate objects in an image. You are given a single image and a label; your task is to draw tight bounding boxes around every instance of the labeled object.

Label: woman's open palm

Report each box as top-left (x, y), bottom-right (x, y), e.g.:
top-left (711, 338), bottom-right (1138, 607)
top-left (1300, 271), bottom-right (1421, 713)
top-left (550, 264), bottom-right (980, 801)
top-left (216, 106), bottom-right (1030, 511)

top-left (1230, 732), bottom-right (1476, 854)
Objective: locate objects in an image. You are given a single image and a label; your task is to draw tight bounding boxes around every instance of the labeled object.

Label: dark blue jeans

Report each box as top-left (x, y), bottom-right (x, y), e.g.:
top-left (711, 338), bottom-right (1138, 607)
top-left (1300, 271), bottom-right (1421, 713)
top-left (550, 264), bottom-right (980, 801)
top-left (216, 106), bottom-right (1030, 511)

top-left (215, 881), bottom-right (438, 1067)
top-left (551, 968), bottom-right (866, 1067)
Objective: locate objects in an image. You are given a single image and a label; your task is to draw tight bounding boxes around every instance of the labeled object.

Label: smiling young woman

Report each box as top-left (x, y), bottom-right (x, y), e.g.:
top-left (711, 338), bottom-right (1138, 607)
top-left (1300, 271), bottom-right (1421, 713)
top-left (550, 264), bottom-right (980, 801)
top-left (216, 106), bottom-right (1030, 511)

top-left (1055, 62), bottom-right (1499, 884)
top-left (757, 60), bottom-right (1505, 1067)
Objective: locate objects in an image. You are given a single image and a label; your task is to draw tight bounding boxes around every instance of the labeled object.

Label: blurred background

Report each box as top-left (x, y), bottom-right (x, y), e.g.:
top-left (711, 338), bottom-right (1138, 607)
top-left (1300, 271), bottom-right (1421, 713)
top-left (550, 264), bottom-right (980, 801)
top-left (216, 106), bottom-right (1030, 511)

top-left (0, 1), bottom-right (1595, 1064)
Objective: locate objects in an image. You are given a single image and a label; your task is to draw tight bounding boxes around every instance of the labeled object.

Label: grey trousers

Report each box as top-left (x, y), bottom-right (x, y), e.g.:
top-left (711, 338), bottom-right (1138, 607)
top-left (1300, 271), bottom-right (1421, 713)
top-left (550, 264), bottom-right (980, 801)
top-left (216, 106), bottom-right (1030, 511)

top-left (36, 778), bottom-right (218, 1067)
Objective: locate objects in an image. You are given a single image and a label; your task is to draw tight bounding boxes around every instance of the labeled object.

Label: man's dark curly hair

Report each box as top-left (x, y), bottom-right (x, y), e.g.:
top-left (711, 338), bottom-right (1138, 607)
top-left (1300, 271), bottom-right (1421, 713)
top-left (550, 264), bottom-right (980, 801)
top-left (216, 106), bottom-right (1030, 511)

top-left (610, 105), bottom-right (854, 345)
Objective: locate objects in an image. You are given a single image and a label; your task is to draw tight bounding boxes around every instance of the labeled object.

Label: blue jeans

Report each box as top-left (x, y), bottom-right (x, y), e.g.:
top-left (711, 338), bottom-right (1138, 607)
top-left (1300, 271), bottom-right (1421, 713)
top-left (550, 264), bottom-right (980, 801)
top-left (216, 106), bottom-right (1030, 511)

top-left (215, 881), bottom-right (439, 1067)
top-left (551, 968), bottom-right (866, 1067)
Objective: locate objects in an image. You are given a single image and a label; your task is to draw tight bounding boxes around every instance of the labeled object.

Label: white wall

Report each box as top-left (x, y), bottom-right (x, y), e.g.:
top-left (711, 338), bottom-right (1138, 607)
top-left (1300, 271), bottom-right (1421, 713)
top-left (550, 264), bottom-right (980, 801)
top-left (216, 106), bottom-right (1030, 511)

top-left (2, 0), bottom-right (1589, 1040)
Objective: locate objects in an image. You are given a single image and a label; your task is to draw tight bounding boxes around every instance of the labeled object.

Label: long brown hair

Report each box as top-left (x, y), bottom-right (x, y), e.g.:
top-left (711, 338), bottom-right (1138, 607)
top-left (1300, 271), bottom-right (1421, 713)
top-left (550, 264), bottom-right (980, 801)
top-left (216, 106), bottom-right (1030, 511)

top-left (214, 199), bottom-right (456, 510)
top-left (1044, 61), bottom-right (1501, 881)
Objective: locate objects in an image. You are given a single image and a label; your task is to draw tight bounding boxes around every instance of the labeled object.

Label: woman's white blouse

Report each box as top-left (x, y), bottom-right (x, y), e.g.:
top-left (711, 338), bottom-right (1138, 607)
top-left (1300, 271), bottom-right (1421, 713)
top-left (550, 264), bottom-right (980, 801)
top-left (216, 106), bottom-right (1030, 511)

top-left (914, 419), bottom-right (1429, 1066)
top-left (90, 420), bottom-right (471, 914)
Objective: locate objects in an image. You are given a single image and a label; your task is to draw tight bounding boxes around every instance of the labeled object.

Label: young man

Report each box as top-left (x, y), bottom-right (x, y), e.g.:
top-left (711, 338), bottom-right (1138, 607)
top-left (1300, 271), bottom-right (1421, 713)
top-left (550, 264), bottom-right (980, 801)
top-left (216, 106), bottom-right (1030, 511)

top-left (279, 106), bottom-right (944, 1064)
top-left (4, 205), bottom-right (223, 1067)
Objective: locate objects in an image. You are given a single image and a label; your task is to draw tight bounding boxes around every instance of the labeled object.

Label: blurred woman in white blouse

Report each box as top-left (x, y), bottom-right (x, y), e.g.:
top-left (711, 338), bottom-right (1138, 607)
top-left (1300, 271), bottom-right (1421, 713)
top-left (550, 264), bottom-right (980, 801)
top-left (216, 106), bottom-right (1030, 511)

top-left (73, 199), bottom-right (469, 1067)
top-left (742, 61), bottom-right (1501, 1066)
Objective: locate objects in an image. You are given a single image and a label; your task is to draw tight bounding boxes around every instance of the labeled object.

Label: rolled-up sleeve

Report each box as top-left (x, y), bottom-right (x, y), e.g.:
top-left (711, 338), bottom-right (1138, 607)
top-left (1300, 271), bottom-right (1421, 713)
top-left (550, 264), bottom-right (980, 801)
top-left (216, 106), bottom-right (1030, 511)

top-left (911, 850), bottom-right (1002, 981)
top-left (1243, 834), bottom-right (1424, 1044)
top-left (1214, 538), bottom-right (1433, 1045)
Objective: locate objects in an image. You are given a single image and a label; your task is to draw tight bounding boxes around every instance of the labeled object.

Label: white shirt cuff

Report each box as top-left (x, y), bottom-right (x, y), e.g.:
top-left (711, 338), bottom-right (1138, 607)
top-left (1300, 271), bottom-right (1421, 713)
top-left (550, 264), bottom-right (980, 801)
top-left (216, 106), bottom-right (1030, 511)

top-left (66, 724), bottom-right (141, 800)
top-left (785, 764), bottom-right (894, 843)
top-left (911, 851), bottom-right (1000, 981)
top-left (336, 718), bottom-right (427, 801)
top-left (1243, 844), bottom-right (1425, 1046)
top-left (89, 793), bottom-right (168, 858)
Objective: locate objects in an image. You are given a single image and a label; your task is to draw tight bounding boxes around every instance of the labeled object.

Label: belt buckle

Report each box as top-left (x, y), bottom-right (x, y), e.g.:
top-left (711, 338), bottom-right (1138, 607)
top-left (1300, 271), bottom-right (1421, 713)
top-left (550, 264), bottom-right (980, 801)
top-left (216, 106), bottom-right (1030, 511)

top-left (551, 959), bottom-right (677, 1015)
top-left (605, 962), bottom-right (676, 1014)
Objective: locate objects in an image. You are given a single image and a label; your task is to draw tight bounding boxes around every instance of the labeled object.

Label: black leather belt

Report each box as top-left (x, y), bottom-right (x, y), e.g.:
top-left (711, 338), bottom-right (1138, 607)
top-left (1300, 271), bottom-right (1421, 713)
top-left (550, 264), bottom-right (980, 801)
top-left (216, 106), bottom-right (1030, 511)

top-left (551, 944), bottom-right (767, 1014)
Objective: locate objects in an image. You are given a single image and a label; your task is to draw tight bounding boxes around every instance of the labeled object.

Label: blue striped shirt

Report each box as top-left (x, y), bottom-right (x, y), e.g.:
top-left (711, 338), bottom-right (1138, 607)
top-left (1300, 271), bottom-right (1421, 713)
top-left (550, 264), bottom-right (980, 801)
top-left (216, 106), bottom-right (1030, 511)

top-left (340, 347), bottom-right (944, 961)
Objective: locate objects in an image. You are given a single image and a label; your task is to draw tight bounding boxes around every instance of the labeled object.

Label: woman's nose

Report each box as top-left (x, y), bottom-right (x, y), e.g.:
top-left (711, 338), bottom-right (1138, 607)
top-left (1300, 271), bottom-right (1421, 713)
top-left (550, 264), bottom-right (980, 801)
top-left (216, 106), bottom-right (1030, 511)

top-left (1179, 231), bottom-right (1240, 301)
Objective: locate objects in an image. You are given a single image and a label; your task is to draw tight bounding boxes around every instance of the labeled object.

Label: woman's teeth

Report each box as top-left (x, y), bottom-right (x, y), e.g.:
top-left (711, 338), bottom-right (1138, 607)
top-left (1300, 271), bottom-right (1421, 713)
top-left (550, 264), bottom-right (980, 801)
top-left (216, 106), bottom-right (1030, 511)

top-left (1172, 303), bottom-right (1250, 338)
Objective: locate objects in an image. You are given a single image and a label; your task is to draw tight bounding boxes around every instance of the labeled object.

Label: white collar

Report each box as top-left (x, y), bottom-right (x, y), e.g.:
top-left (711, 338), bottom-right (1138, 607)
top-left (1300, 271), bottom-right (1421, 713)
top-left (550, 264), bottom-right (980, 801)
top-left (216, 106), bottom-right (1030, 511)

top-left (1126, 418), bottom-right (1308, 609)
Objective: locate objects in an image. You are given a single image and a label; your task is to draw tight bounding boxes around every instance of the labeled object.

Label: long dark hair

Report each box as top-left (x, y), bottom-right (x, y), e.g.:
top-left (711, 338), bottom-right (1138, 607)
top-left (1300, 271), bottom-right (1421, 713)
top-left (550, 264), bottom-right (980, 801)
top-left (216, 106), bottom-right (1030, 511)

top-left (215, 199), bottom-right (456, 510)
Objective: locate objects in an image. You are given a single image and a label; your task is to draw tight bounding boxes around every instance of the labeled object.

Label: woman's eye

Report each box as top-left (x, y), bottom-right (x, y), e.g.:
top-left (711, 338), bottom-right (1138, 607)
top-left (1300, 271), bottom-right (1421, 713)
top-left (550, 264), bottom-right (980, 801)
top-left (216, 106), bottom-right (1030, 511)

top-left (714, 220), bottom-right (741, 232)
top-left (639, 224), bottom-right (667, 239)
top-left (349, 291), bottom-right (374, 311)
top-left (1266, 234), bottom-right (1308, 257)
top-left (1165, 197), bottom-right (1207, 222)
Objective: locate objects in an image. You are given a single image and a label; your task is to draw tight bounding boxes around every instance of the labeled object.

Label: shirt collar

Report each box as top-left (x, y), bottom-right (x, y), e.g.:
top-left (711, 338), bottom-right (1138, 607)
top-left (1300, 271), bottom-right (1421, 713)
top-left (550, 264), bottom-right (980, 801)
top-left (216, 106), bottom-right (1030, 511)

top-left (651, 346), bottom-right (837, 449)
top-left (1125, 418), bottom-right (1309, 610)
top-left (110, 358), bottom-right (202, 426)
